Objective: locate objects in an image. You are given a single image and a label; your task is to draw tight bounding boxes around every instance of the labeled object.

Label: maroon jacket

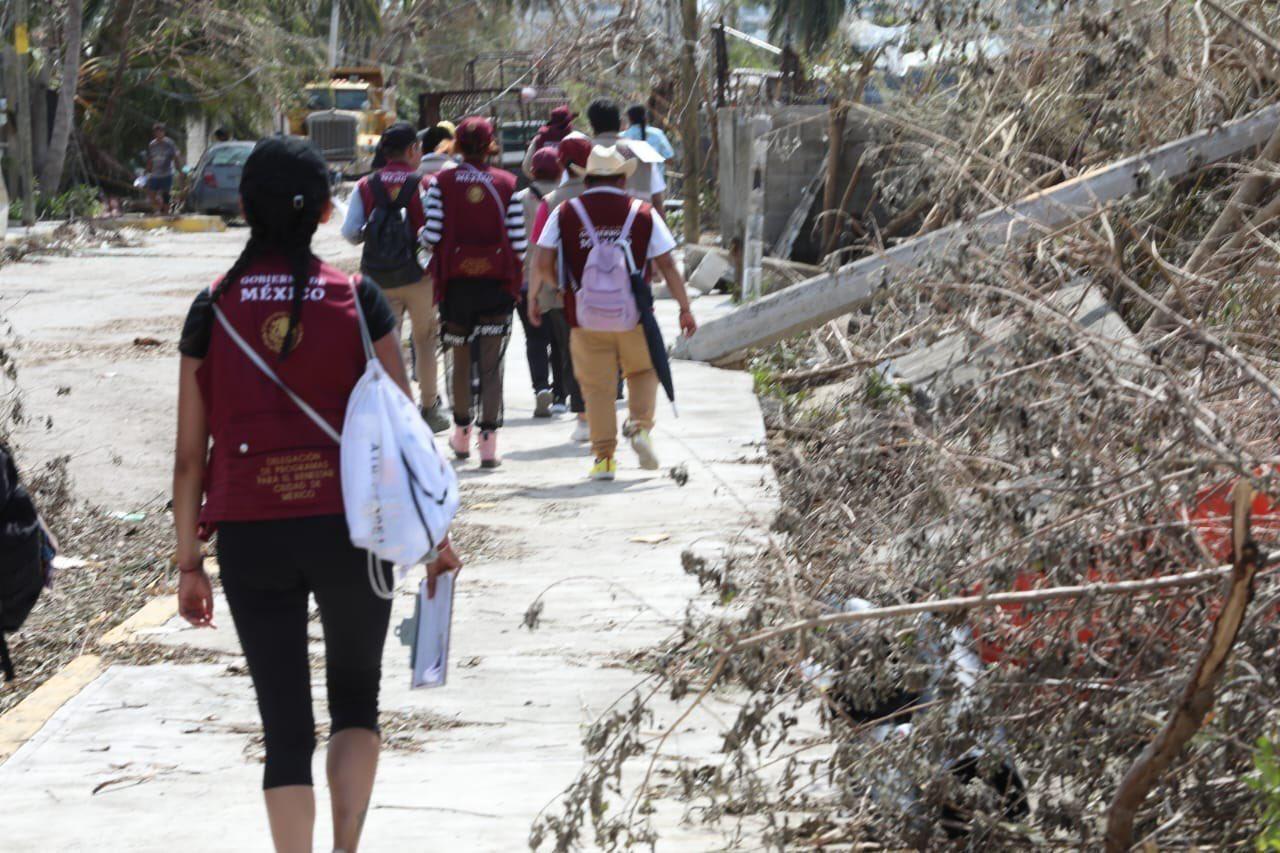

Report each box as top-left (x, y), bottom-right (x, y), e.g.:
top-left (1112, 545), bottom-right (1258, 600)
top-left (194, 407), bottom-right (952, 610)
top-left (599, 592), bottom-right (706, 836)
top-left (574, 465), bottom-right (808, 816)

top-left (427, 163), bottom-right (522, 300)
top-left (197, 257), bottom-right (365, 529)
top-left (556, 188), bottom-right (656, 327)
top-left (357, 161), bottom-right (426, 235)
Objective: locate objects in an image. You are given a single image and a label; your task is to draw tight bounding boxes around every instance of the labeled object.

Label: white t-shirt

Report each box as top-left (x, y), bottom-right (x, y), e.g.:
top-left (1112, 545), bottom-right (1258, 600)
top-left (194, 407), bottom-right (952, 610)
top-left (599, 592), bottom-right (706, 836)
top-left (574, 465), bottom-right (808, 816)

top-left (537, 187), bottom-right (676, 259)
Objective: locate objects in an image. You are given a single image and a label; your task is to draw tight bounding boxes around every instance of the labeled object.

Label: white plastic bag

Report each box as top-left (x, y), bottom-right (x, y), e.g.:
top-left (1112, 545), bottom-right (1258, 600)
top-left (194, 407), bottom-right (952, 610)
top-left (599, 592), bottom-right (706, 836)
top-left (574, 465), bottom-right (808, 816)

top-left (341, 280), bottom-right (460, 594)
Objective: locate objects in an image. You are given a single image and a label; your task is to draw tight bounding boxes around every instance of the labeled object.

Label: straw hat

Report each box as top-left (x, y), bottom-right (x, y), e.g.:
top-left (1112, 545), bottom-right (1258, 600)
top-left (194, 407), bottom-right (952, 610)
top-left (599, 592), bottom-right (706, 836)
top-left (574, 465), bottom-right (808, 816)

top-left (570, 145), bottom-right (637, 179)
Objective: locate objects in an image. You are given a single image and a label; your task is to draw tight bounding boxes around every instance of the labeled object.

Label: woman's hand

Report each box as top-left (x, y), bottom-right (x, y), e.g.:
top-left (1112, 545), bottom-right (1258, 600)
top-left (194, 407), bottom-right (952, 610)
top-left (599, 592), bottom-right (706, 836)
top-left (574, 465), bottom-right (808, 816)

top-left (678, 307), bottom-right (698, 337)
top-left (178, 565), bottom-right (215, 628)
top-left (427, 541), bottom-right (463, 598)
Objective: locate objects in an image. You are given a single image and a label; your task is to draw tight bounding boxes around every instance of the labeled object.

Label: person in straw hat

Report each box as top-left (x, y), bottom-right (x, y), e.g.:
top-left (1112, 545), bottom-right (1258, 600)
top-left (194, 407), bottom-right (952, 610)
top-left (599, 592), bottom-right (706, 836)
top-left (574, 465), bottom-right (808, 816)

top-left (528, 145), bottom-right (697, 481)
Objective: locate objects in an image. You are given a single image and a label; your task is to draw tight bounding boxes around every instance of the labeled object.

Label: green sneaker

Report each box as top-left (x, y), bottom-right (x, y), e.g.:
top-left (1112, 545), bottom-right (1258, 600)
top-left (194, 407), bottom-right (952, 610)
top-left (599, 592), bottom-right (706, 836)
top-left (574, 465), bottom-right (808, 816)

top-left (589, 457), bottom-right (617, 481)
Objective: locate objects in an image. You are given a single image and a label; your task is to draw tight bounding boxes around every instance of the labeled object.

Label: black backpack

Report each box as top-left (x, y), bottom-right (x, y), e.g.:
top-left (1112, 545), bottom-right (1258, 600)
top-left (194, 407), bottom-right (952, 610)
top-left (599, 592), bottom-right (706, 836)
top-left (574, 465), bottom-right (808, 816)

top-left (0, 445), bottom-right (51, 681)
top-left (360, 172), bottom-right (423, 289)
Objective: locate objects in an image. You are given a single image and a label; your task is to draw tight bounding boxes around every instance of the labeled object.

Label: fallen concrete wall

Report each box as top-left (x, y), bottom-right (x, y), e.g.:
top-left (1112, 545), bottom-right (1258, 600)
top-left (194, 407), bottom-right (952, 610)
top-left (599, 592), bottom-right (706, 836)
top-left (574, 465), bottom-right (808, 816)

top-left (677, 102), bottom-right (1280, 365)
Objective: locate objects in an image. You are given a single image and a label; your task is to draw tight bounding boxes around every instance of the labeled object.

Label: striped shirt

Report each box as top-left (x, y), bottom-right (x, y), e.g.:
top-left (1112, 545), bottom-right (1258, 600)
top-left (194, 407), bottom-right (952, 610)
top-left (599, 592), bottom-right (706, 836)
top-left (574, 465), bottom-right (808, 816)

top-left (420, 174), bottom-right (527, 259)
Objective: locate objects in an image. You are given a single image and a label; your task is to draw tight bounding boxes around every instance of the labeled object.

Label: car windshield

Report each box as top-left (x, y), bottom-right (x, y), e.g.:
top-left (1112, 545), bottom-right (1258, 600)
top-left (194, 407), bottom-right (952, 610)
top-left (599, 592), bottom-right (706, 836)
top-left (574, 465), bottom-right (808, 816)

top-left (208, 145), bottom-right (252, 167)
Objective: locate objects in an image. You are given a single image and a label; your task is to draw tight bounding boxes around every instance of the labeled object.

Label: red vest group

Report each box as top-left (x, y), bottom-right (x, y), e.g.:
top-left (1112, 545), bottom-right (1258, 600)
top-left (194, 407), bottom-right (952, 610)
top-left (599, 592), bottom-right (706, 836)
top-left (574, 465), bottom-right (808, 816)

top-left (197, 257), bottom-right (366, 530)
top-left (557, 188), bottom-right (656, 327)
top-left (427, 163), bottom-right (522, 299)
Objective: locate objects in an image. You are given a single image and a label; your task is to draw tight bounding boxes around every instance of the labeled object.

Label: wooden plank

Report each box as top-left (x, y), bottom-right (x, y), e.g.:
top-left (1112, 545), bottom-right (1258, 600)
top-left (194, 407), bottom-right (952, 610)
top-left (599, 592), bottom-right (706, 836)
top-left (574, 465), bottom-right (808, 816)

top-left (676, 102), bottom-right (1280, 364)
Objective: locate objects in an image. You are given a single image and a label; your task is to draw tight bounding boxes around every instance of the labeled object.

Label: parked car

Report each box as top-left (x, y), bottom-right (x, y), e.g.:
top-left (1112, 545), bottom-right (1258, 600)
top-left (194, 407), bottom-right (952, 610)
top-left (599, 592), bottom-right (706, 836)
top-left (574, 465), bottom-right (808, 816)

top-left (186, 142), bottom-right (255, 217)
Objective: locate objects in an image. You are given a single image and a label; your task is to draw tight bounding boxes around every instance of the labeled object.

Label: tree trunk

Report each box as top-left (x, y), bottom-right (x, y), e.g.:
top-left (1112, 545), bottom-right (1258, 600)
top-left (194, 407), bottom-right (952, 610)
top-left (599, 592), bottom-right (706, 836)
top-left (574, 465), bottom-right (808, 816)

top-left (1104, 482), bottom-right (1263, 851)
top-left (40, 0), bottom-right (83, 194)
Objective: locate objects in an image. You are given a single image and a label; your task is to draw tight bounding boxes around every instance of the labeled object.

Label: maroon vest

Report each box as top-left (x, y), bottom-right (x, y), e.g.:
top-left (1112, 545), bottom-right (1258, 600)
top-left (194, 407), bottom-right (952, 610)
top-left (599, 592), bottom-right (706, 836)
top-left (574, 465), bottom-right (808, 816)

top-left (197, 257), bottom-right (365, 529)
top-left (427, 162), bottom-right (522, 300)
top-left (557, 188), bottom-right (656, 327)
top-left (357, 161), bottom-right (426, 234)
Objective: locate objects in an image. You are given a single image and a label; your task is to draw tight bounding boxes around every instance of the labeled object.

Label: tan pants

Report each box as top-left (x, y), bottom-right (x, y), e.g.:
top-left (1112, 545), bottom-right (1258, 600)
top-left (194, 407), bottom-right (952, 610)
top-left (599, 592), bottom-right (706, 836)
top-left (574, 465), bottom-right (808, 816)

top-left (570, 326), bottom-right (658, 460)
top-left (384, 278), bottom-right (439, 405)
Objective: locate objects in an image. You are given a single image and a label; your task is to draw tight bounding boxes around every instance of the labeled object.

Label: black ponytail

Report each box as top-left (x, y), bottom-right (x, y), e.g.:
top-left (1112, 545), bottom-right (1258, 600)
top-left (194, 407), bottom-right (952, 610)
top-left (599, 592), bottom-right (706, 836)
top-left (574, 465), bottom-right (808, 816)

top-left (627, 104), bottom-right (648, 142)
top-left (212, 137), bottom-right (330, 360)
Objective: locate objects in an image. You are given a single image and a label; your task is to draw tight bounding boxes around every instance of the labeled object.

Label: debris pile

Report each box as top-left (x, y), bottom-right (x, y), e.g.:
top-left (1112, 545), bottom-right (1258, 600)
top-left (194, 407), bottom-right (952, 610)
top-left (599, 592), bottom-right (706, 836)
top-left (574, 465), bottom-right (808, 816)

top-left (536, 0), bottom-right (1280, 848)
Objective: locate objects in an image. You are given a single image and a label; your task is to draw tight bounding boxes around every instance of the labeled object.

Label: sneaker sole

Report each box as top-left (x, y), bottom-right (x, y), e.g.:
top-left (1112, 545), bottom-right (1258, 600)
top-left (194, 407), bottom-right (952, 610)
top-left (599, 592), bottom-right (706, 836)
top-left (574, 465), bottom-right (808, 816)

top-left (591, 472), bottom-right (616, 481)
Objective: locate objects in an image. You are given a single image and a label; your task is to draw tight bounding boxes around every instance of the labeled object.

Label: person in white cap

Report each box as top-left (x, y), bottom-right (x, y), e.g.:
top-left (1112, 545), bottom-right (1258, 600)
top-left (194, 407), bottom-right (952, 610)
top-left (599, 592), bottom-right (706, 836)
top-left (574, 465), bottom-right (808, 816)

top-left (528, 145), bottom-right (696, 480)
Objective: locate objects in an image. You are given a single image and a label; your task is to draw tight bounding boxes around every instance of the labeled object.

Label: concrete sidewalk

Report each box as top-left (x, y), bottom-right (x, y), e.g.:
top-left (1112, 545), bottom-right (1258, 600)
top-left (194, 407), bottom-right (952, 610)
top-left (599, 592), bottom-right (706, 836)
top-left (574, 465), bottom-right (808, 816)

top-left (0, 234), bottom-right (775, 851)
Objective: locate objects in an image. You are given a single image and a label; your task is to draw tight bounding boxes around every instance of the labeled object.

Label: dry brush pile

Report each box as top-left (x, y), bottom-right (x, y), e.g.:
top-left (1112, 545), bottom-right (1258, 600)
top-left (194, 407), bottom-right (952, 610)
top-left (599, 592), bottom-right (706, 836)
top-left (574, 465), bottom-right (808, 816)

top-left (533, 0), bottom-right (1280, 849)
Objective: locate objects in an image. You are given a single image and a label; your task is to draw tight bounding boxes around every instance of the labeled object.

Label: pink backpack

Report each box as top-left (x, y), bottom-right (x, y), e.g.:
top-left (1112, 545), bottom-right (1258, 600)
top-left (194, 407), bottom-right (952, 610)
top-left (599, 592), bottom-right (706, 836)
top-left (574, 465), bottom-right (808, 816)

top-left (570, 198), bottom-right (641, 332)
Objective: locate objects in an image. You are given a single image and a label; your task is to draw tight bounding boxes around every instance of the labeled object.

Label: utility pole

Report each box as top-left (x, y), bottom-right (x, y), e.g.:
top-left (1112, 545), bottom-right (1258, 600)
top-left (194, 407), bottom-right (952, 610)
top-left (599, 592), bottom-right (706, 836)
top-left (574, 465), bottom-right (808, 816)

top-left (679, 0), bottom-right (700, 245)
top-left (328, 0), bottom-right (341, 68)
top-left (13, 0), bottom-right (35, 226)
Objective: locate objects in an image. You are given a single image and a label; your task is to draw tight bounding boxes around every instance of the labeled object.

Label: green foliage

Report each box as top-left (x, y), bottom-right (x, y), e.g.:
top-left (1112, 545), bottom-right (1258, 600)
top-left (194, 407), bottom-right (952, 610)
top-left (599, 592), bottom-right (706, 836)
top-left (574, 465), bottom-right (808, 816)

top-left (1249, 736), bottom-right (1280, 849)
top-left (862, 368), bottom-right (910, 406)
top-left (8, 185), bottom-right (103, 222)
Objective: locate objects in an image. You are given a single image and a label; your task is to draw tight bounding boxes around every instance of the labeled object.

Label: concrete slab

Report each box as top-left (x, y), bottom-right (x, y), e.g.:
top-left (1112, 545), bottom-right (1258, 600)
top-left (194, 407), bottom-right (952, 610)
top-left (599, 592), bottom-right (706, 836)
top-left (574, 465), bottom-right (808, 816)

top-left (0, 226), bottom-right (776, 851)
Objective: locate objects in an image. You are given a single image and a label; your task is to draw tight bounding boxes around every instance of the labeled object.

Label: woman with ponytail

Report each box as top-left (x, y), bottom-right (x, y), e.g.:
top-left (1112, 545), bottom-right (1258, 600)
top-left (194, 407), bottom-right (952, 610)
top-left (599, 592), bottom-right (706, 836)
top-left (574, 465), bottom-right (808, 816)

top-left (622, 104), bottom-right (675, 184)
top-left (172, 136), bottom-right (461, 853)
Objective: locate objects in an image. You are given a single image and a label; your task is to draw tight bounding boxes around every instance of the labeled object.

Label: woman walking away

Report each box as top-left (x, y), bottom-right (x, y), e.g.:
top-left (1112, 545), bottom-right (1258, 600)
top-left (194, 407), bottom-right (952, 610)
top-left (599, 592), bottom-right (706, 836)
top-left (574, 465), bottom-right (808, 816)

top-left (420, 116), bottom-right (527, 468)
top-left (622, 104), bottom-right (675, 185)
top-left (173, 136), bottom-right (461, 853)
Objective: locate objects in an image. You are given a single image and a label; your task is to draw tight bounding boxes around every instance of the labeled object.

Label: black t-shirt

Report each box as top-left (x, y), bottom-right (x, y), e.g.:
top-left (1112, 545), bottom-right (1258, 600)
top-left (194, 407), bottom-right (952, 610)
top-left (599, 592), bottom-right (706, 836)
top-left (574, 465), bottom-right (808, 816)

top-left (179, 277), bottom-right (399, 359)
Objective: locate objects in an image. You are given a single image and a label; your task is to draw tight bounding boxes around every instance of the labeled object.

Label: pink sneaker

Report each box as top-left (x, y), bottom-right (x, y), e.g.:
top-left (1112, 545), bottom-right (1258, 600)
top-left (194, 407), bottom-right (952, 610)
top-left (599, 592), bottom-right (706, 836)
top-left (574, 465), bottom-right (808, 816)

top-left (449, 425), bottom-right (472, 460)
top-left (478, 430), bottom-right (501, 469)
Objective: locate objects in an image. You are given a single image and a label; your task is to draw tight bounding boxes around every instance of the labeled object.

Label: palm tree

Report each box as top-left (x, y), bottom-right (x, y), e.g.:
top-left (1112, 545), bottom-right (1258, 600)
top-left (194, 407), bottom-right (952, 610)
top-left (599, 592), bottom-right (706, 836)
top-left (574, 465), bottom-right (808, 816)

top-left (768, 0), bottom-right (850, 52)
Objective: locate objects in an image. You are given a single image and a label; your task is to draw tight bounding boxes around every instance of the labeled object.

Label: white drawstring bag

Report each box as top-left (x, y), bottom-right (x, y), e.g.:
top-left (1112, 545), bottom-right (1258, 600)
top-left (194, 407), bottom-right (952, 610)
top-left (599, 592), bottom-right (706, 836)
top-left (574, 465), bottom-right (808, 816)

top-left (213, 278), bottom-right (459, 599)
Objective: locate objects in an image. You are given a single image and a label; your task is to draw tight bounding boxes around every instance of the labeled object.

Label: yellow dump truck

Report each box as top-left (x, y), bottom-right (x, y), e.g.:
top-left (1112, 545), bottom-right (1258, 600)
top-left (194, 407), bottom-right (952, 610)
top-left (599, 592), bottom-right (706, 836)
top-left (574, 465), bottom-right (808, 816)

top-left (289, 67), bottom-right (396, 176)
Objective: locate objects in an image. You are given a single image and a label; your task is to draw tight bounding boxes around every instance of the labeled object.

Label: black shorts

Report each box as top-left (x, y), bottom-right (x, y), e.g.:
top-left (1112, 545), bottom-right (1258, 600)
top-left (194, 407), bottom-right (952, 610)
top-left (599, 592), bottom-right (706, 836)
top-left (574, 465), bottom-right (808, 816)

top-left (440, 278), bottom-right (514, 346)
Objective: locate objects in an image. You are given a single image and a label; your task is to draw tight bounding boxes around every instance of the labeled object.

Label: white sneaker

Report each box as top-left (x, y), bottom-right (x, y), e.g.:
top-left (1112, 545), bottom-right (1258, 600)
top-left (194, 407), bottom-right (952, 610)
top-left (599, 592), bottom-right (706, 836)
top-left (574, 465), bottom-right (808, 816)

top-left (549, 402), bottom-right (568, 416)
top-left (571, 419), bottom-right (590, 443)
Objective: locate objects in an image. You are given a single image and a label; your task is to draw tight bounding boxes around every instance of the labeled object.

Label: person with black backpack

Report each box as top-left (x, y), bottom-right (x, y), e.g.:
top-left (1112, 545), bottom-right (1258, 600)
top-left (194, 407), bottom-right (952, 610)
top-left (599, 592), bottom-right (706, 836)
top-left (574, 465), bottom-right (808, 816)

top-left (0, 444), bottom-right (55, 682)
top-left (341, 122), bottom-right (451, 434)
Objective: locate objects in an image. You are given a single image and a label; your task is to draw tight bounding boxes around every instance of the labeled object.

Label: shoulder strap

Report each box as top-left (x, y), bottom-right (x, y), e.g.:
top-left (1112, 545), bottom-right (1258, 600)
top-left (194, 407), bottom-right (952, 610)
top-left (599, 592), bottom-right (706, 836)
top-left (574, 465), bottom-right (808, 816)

top-left (392, 175), bottom-right (420, 210)
top-left (569, 198), bottom-right (601, 249)
top-left (211, 303), bottom-right (342, 444)
top-left (618, 199), bottom-right (642, 242)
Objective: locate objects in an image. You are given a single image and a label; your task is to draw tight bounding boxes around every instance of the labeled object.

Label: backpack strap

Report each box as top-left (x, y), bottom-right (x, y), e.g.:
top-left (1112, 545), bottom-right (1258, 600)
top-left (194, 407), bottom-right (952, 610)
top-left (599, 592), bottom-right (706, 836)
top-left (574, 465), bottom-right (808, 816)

top-left (391, 175), bottom-right (420, 211)
top-left (618, 199), bottom-right (642, 242)
top-left (211, 304), bottom-right (342, 444)
top-left (569, 198), bottom-right (601, 249)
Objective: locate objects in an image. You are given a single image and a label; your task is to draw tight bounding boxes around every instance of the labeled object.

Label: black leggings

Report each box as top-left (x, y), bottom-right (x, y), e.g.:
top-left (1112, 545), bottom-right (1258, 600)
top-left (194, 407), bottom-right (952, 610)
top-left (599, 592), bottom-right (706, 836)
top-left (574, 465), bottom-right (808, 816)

top-left (217, 515), bottom-right (393, 790)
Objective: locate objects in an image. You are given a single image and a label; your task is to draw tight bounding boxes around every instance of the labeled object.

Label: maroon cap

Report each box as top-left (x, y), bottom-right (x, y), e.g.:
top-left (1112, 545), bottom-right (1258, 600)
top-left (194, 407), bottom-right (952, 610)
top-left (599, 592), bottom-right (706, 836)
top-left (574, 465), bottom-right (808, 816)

top-left (549, 105), bottom-right (576, 126)
top-left (455, 116), bottom-right (494, 156)
top-left (530, 147), bottom-right (563, 181)
top-left (557, 135), bottom-right (591, 171)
